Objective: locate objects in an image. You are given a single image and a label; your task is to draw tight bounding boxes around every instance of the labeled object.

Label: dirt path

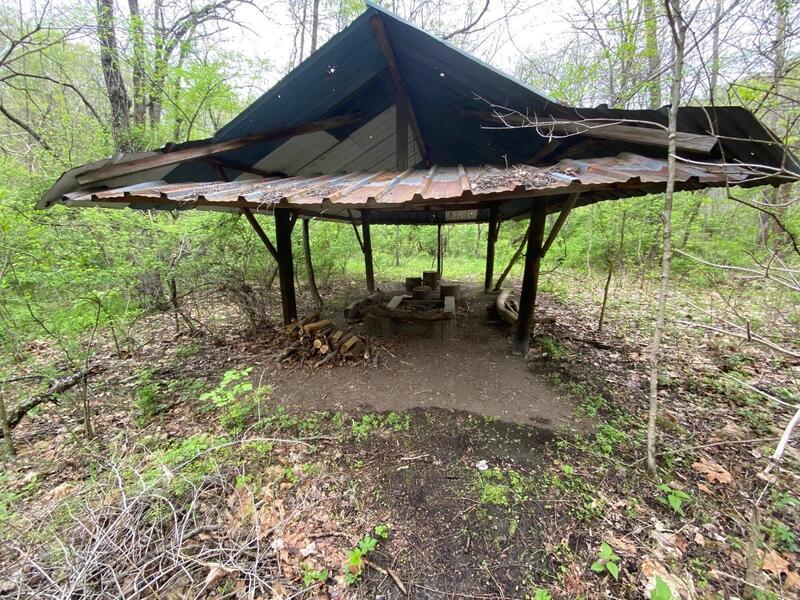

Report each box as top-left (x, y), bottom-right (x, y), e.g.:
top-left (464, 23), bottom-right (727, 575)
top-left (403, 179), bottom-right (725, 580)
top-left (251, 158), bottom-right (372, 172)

top-left (268, 287), bottom-right (583, 432)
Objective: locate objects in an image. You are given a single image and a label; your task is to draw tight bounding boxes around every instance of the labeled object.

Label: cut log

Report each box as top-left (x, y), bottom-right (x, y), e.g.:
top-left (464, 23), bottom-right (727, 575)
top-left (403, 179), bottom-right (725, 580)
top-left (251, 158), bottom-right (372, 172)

top-left (364, 304), bottom-right (451, 322)
top-left (314, 350), bottom-right (338, 368)
top-left (364, 313), bottom-right (393, 336)
top-left (279, 339), bottom-right (304, 361)
top-left (404, 277), bottom-right (422, 291)
top-left (387, 295), bottom-right (406, 309)
top-left (300, 313), bottom-right (320, 326)
top-left (344, 291), bottom-right (385, 321)
top-left (313, 339), bottom-right (324, 350)
top-left (303, 319), bottom-right (332, 333)
top-left (319, 344), bottom-right (329, 354)
top-left (439, 284), bottom-right (459, 299)
top-left (422, 270), bottom-right (440, 290)
top-left (331, 330), bottom-right (344, 346)
top-left (412, 285), bottom-right (432, 300)
top-left (496, 290), bottom-right (519, 326)
top-left (432, 295), bottom-right (457, 341)
top-left (340, 335), bottom-right (362, 355)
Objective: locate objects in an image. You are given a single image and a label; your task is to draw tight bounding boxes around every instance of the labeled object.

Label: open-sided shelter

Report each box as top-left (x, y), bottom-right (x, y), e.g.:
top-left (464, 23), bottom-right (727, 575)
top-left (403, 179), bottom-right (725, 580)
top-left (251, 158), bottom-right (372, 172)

top-left (40, 2), bottom-right (799, 354)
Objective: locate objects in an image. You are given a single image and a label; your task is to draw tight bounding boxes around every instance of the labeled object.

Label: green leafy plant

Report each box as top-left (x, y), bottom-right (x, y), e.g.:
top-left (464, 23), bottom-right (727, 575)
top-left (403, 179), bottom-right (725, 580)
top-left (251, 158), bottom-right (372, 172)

top-left (344, 533), bottom-right (379, 584)
top-left (650, 576), bottom-right (672, 600)
top-left (199, 367), bottom-right (268, 433)
top-left (532, 590), bottom-right (552, 600)
top-left (302, 563), bottom-right (329, 587)
top-left (591, 542), bottom-right (620, 580)
top-left (657, 484), bottom-right (691, 516)
top-left (374, 524), bottom-right (390, 539)
top-left (134, 369), bottom-right (167, 422)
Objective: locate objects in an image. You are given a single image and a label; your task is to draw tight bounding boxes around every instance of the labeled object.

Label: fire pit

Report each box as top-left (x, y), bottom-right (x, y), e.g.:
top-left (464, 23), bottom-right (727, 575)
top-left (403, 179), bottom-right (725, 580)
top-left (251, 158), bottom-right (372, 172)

top-left (363, 284), bottom-right (458, 341)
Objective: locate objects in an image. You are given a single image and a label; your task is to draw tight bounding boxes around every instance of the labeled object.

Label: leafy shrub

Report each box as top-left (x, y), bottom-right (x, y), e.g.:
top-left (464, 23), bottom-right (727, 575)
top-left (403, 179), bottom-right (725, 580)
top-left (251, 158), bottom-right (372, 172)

top-left (591, 542), bottom-right (620, 580)
top-left (200, 367), bottom-right (269, 433)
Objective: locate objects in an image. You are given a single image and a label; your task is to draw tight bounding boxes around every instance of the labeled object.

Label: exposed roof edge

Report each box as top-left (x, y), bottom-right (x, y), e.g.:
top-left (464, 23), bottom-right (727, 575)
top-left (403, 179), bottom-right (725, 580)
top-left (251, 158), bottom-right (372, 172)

top-left (44, 153), bottom-right (789, 224)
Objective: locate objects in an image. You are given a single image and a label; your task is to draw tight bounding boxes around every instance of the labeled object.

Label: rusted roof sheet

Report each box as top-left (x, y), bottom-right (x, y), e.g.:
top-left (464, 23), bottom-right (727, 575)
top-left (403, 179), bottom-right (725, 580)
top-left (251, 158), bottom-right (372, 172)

top-left (56, 153), bottom-right (754, 222)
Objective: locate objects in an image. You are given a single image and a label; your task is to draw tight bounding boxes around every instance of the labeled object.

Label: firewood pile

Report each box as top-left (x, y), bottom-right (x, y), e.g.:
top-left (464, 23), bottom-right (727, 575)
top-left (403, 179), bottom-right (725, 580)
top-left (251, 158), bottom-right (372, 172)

top-left (277, 313), bottom-right (370, 367)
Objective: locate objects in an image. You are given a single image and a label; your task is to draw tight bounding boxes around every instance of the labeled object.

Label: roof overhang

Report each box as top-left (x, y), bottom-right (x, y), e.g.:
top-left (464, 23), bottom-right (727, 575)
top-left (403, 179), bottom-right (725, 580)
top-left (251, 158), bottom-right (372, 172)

top-left (47, 152), bottom-right (769, 225)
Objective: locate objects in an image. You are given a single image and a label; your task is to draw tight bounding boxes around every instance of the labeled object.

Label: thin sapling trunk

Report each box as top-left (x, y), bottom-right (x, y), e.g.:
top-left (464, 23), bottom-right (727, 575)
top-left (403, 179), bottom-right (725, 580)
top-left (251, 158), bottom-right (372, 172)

top-left (647, 0), bottom-right (686, 476)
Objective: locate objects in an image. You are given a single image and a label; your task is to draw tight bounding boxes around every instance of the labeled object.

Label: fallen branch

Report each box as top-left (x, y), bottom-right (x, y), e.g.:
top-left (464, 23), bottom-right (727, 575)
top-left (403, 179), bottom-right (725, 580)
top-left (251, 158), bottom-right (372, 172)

top-left (763, 404), bottom-right (800, 477)
top-left (2, 366), bottom-right (101, 437)
top-left (364, 558), bottom-right (407, 595)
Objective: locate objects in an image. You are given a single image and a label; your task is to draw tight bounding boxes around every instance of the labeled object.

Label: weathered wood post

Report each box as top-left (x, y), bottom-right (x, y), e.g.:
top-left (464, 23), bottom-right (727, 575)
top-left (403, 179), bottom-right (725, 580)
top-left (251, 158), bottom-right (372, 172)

top-left (437, 223), bottom-right (443, 275)
top-left (512, 205), bottom-right (547, 355)
top-left (362, 210), bottom-right (375, 293)
top-left (275, 208), bottom-right (297, 324)
top-left (484, 207), bottom-right (498, 292)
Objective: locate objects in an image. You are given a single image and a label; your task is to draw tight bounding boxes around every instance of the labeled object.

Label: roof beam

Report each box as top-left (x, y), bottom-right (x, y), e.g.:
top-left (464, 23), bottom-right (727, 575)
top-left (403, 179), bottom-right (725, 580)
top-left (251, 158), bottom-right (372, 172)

top-left (459, 109), bottom-right (718, 154)
top-left (370, 13), bottom-right (430, 167)
top-left (76, 113), bottom-right (363, 186)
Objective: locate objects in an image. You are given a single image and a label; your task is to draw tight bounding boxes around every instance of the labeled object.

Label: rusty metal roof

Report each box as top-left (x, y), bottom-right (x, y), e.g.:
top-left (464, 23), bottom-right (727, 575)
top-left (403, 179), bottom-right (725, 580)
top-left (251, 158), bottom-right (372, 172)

top-left (54, 153), bottom-right (756, 224)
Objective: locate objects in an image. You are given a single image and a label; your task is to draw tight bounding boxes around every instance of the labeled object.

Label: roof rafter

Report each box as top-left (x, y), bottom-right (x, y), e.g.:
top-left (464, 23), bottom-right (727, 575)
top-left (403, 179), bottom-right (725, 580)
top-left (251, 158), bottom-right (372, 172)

top-left (369, 13), bottom-right (430, 167)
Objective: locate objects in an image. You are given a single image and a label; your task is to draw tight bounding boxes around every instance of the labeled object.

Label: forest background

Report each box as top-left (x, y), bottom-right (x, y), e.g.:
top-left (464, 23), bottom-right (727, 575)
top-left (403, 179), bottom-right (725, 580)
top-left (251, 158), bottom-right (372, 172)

top-left (0, 0), bottom-right (797, 377)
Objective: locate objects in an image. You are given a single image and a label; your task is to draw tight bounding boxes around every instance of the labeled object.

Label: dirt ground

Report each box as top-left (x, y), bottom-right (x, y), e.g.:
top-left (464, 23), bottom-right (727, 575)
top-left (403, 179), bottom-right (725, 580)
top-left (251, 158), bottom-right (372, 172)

top-left (3, 276), bottom-right (798, 599)
top-left (269, 285), bottom-right (583, 431)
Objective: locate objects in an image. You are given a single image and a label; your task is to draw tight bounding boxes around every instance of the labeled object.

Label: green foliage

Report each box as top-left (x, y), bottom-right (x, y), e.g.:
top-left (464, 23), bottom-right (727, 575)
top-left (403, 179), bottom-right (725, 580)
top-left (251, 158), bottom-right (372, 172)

top-left (351, 411), bottom-right (412, 440)
top-left (590, 542), bottom-right (621, 580)
top-left (532, 590), bottom-right (552, 600)
top-left (538, 336), bottom-right (564, 359)
top-left (373, 523), bottom-right (391, 539)
top-left (657, 484), bottom-right (692, 516)
top-left (476, 468), bottom-right (532, 508)
top-left (344, 533), bottom-right (379, 584)
top-left (200, 368), bottom-right (268, 433)
top-left (0, 473), bottom-right (18, 540)
top-left (651, 576), bottom-right (672, 600)
top-left (302, 563), bottom-right (329, 587)
top-left (134, 369), bottom-right (167, 422)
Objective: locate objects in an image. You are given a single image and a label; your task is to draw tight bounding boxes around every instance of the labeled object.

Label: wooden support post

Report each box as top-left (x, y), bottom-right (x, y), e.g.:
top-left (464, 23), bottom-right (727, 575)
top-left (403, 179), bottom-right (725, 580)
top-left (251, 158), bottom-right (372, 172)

top-left (437, 224), bottom-right (443, 275)
top-left (513, 205), bottom-right (547, 356)
top-left (242, 208), bottom-right (278, 262)
top-left (362, 210), bottom-right (375, 293)
top-left (275, 208), bottom-right (297, 325)
top-left (484, 207), bottom-right (498, 292)
top-left (541, 193), bottom-right (579, 256)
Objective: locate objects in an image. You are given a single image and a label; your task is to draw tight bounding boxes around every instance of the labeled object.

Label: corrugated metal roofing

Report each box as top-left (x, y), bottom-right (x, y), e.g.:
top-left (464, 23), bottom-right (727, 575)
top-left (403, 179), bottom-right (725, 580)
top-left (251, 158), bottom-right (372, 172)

top-left (159, 1), bottom-right (799, 183)
top-left (39, 1), bottom-right (798, 211)
top-left (55, 153), bottom-right (753, 223)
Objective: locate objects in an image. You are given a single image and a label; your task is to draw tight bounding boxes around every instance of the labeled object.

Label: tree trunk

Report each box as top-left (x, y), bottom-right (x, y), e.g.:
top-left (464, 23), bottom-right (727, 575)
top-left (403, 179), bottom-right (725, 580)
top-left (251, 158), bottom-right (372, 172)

top-left (128, 0), bottom-right (147, 129)
top-left (647, 0), bottom-right (685, 476)
top-left (310, 0), bottom-right (321, 53)
top-left (643, 0), bottom-right (661, 109)
top-left (96, 0), bottom-right (130, 149)
top-left (82, 373), bottom-right (93, 439)
top-left (708, 0), bottom-right (722, 104)
top-left (302, 218), bottom-right (323, 310)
